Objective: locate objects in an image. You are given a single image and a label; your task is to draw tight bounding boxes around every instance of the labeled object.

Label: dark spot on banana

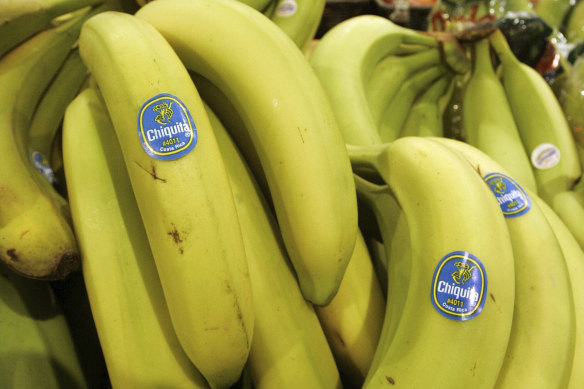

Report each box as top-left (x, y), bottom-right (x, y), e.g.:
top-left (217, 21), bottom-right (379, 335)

top-left (167, 224), bottom-right (184, 254)
top-left (296, 126), bottom-right (304, 143)
top-left (6, 249), bottom-right (18, 261)
top-left (385, 376), bottom-right (395, 385)
top-left (490, 293), bottom-right (496, 303)
top-left (135, 161), bottom-right (167, 182)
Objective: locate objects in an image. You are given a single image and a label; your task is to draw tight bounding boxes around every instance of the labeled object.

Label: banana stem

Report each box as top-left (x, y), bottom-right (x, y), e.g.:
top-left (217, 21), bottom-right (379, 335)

top-left (488, 28), bottom-right (519, 67)
top-left (472, 37), bottom-right (494, 76)
top-left (346, 143), bottom-right (387, 173)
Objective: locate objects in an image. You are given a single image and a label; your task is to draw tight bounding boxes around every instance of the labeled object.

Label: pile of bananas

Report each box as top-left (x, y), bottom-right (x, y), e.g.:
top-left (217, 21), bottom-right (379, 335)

top-left (1, 0), bottom-right (584, 388)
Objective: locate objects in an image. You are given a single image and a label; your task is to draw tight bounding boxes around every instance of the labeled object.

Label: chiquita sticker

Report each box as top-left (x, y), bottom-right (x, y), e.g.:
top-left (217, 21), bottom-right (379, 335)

top-left (30, 150), bottom-right (55, 184)
top-left (431, 251), bottom-right (487, 321)
top-left (137, 93), bottom-right (197, 160)
top-left (483, 172), bottom-right (531, 218)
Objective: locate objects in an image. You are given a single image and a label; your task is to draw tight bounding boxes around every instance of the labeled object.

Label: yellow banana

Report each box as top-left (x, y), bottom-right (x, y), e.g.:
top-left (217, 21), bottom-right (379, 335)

top-left (28, 48), bottom-right (87, 187)
top-left (269, 0), bottom-right (325, 52)
top-left (78, 11), bottom-right (253, 388)
top-left (63, 85), bottom-right (209, 388)
top-left (348, 137), bottom-right (516, 389)
top-left (0, 4), bottom-right (106, 280)
top-left (550, 190), bottom-right (584, 251)
top-left (205, 102), bottom-right (343, 389)
top-left (136, 0), bottom-right (358, 306)
top-left (0, 0), bottom-right (102, 57)
top-left (488, 28), bottom-right (582, 204)
top-left (352, 174), bottom-right (411, 382)
top-left (461, 37), bottom-right (538, 194)
top-left (431, 137), bottom-right (576, 389)
top-left (235, 0), bottom-right (273, 11)
top-left (537, 195), bottom-right (584, 389)
top-left (314, 229), bottom-right (386, 388)
top-left (400, 73), bottom-right (452, 137)
top-left (364, 47), bottom-right (443, 127)
top-left (309, 14), bottom-right (439, 145)
top-left (377, 64), bottom-right (450, 142)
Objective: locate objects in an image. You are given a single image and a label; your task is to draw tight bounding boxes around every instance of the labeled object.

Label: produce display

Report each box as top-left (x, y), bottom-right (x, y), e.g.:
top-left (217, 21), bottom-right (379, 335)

top-left (1, 0), bottom-right (584, 388)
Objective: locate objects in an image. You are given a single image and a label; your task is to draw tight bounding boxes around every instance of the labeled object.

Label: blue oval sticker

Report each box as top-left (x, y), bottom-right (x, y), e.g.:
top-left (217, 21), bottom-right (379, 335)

top-left (431, 251), bottom-right (487, 321)
top-left (30, 150), bottom-right (55, 184)
top-left (137, 93), bottom-right (197, 160)
top-left (483, 172), bottom-right (531, 218)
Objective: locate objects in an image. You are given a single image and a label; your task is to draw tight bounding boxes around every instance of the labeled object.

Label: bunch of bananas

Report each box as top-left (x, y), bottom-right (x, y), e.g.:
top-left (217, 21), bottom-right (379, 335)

top-left (2, 0), bottom-right (584, 388)
top-left (310, 11), bottom-right (584, 389)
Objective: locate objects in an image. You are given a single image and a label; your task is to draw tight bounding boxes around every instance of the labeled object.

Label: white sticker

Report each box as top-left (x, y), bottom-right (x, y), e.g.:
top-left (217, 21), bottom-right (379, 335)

top-left (275, 0), bottom-right (297, 17)
top-left (531, 143), bottom-right (561, 169)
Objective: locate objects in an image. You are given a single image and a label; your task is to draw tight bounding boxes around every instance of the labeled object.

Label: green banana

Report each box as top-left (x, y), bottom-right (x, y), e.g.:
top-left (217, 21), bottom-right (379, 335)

top-left (28, 48), bottom-right (88, 187)
top-left (377, 64), bottom-right (450, 142)
top-left (78, 11), bottom-right (254, 389)
top-left (136, 0), bottom-right (358, 306)
top-left (62, 85), bottom-right (208, 388)
top-left (533, 0), bottom-right (573, 31)
top-left (461, 37), bottom-right (538, 194)
top-left (352, 173), bottom-right (411, 382)
top-left (550, 189), bottom-right (584, 251)
top-left (400, 74), bottom-right (452, 137)
top-left (0, 263), bottom-right (88, 388)
top-left (565, 0), bottom-right (584, 43)
top-left (488, 28), bottom-right (582, 204)
top-left (348, 137), bottom-right (516, 389)
top-left (537, 194), bottom-right (584, 389)
top-left (0, 0), bottom-right (103, 58)
top-left (205, 102), bottom-right (343, 389)
top-left (314, 229), bottom-right (386, 388)
top-left (0, 4), bottom-right (106, 280)
top-left (364, 47), bottom-right (443, 127)
top-left (431, 137), bottom-right (576, 389)
top-left (309, 14), bottom-right (439, 145)
top-left (269, 0), bottom-right (325, 52)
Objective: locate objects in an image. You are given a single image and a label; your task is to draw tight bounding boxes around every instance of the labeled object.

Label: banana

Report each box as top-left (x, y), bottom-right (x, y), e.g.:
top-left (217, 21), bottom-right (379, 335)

top-left (347, 137), bottom-right (516, 389)
top-left (136, 0), bottom-right (358, 306)
top-left (377, 64), bottom-right (450, 142)
top-left (309, 14), bottom-right (439, 145)
top-left (431, 136), bottom-right (576, 389)
top-left (0, 0), bottom-right (102, 58)
top-left (205, 102), bottom-right (343, 389)
top-left (78, 11), bottom-right (254, 388)
top-left (269, 0), bottom-right (325, 52)
top-left (28, 48), bottom-right (88, 187)
top-left (0, 262), bottom-right (88, 388)
top-left (550, 190), bottom-right (584, 251)
top-left (461, 37), bottom-right (538, 194)
top-left (488, 28), bottom-right (582, 204)
top-left (62, 85), bottom-right (209, 388)
top-left (314, 229), bottom-right (386, 388)
top-left (364, 47), bottom-right (443, 127)
top-left (351, 173), bottom-right (411, 382)
top-left (533, 0), bottom-right (573, 31)
top-left (0, 4), bottom-right (106, 280)
top-left (235, 0), bottom-right (273, 11)
top-left (537, 195), bottom-right (584, 389)
top-left (400, 73), bottom-right (452, 138)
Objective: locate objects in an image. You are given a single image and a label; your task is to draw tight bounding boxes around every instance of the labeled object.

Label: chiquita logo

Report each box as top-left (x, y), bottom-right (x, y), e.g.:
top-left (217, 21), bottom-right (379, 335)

top-left (483, 172), bottom-right (531, 218)
top-left (431, 251), bottom-right (487, 321)
top-left (137, 93), bottom-right (197, 160)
